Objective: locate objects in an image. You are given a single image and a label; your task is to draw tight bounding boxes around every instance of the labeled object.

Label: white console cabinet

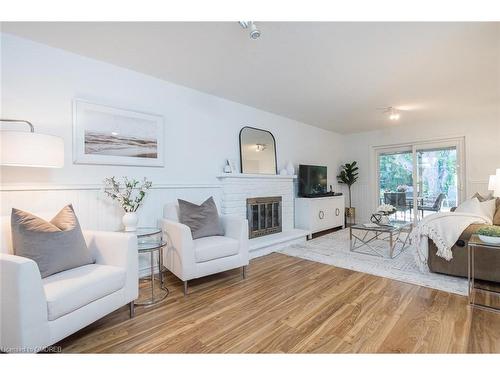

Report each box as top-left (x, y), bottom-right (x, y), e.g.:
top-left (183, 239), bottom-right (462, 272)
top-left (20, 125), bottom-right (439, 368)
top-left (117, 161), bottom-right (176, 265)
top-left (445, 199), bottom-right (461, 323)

top-left (295, 196), bottom-right (345, 239)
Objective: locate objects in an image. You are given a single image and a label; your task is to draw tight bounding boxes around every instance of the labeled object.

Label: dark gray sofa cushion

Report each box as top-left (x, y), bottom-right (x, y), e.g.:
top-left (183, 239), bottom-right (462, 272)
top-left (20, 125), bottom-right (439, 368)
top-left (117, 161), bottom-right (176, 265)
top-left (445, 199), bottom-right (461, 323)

top-left (11, 205), bottom-right (94, 278)
top-left (177, 197), bottom-right (224, 239)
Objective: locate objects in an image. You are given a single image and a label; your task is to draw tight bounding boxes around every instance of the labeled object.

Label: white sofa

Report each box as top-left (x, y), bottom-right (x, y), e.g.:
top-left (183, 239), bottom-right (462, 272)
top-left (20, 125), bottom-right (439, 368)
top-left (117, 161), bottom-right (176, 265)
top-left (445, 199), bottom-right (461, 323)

top-left (0, 213), bottom-right (138, 353)
top-left (159, 203), bottom-right (249, 295)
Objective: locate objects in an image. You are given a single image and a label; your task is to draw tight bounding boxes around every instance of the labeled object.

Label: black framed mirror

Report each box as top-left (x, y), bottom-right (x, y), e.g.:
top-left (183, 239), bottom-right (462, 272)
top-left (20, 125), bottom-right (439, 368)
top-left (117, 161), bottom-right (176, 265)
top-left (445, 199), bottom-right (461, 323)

top-left (239, 126), bottom-right (277, 174)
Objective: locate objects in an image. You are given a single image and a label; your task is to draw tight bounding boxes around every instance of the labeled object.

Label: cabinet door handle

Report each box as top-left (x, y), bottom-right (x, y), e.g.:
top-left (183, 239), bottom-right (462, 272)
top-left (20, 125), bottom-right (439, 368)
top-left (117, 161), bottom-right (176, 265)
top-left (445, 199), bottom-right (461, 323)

top-left (335, 208), bottom-right (340, 216)
top-left (318, 210), bottom-right (325, 220)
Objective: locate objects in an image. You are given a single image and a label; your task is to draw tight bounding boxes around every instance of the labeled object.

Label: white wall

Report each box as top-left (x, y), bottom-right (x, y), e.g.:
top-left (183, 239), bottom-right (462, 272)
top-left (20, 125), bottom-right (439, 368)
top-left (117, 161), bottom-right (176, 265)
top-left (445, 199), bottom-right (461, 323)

top-left (342, 116), bottom-right (500, 223)
top-left (0, 33), bottom-right (344, 222)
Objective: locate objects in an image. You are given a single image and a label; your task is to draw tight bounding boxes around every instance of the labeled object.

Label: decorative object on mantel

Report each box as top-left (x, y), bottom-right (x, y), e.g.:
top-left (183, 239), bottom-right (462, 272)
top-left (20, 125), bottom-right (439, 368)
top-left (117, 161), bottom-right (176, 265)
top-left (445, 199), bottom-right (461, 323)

top-left (285, 161), bottom-right (294, 176)
top-left (223, 159), bottom-right (233, 173)
top-left (337, 161), bottom-right (359, 225)
top-left (103, 176), bottom-right (152, 231)
top-left (73, 99), bottom-right (164, 167)
top-left (0, 118), bottom-right (64, 168)
top-left (279, 168), bottom-right (288, 176)
top-left (239, 126), bottom-right (277, 175)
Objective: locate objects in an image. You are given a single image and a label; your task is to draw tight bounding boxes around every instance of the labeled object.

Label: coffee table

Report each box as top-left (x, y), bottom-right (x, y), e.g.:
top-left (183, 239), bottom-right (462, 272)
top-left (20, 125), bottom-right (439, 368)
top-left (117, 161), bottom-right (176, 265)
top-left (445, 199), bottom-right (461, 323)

top-left (350, 221), bottom-right (413, 258)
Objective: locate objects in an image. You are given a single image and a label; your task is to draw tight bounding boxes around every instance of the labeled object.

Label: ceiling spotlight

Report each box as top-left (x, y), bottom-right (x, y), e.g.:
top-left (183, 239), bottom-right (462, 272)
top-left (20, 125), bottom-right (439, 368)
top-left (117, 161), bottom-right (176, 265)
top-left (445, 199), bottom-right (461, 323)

top-left (239, 21), bottom-right (261, 40)
top-left (249, 23), bottom-right (261, 39)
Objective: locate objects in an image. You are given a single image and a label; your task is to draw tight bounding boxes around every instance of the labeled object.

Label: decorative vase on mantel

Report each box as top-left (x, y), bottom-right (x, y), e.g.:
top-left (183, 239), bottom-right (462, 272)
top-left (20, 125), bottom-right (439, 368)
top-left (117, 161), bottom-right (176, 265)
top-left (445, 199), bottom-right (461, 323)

top-left (122, 212), bottom-right (139, 232)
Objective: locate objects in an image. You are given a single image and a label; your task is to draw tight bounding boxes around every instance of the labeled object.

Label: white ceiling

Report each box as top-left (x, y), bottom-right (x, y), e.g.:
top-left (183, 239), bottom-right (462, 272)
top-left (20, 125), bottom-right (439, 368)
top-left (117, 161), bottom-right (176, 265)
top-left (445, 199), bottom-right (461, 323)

top-left (2, 22), bottom-right (499, 134)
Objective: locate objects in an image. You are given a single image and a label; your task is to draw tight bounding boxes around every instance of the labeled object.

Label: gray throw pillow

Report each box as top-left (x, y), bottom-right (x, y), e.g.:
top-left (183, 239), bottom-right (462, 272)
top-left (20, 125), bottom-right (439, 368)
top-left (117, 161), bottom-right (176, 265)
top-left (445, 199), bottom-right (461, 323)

top-left (178, 197), bottom-right (224, 239)
top-left (11, 204), bottom-right (94, 278)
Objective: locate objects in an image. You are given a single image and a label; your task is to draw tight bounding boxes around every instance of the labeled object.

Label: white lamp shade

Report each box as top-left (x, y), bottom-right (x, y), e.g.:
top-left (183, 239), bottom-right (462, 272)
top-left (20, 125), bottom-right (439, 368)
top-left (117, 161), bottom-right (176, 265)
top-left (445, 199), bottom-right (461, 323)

top-left (496, 169), bottom-right (500, 197)
top-left (1, 131), bottom-right (64, 168)
top-left (488, 175), bottom-right (497, 191)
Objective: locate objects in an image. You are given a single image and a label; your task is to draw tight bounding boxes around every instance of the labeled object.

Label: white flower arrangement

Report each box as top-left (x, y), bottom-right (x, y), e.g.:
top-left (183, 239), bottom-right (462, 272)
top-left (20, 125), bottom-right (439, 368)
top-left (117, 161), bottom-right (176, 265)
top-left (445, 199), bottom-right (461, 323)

top-left (103, 176), bottom-right (152, 213)
top-left (377, 204), bottom-right (396, 214)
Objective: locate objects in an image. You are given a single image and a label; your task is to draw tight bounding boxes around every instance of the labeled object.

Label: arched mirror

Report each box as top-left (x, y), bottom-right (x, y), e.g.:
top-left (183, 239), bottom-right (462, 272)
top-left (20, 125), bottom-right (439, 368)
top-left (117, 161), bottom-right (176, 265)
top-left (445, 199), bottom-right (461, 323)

top-left (239, 126), bottom-right (277, 174)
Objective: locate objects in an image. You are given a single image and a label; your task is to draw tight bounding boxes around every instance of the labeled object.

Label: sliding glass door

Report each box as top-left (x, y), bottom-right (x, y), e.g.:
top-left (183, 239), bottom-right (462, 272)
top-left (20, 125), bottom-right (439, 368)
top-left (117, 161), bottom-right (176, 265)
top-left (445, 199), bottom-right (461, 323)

top-left (376, 138), bottom-right (464, 224)
top-left (415, 146), bottom-right (458, 218)
top-left (378, 148), bottom-right (414, 221)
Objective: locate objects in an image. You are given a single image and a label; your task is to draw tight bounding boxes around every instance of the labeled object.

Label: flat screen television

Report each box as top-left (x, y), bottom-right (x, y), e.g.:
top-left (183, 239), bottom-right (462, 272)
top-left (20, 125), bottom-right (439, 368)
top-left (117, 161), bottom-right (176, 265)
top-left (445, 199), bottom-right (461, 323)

top-left (298, 165), bottom-right (329, 197)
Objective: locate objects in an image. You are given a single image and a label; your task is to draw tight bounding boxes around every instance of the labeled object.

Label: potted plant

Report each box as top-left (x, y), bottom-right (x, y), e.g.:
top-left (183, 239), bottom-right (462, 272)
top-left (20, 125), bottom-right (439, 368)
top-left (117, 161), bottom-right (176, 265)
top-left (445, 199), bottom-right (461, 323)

top-left (477, 226), bottom-right (500, 245)
top-left (337, 161), bottom-right (359, 224)
top-left (103, 176), bottom-right (152, 231)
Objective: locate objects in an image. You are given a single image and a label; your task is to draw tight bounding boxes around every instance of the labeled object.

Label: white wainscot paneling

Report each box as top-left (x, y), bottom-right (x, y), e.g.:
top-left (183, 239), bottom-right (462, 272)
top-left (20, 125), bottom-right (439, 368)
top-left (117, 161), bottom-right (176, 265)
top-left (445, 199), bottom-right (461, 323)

top-left (348, 182), bottom-right (372, 224)
top-left (468, 181), bottom-right (490, 197)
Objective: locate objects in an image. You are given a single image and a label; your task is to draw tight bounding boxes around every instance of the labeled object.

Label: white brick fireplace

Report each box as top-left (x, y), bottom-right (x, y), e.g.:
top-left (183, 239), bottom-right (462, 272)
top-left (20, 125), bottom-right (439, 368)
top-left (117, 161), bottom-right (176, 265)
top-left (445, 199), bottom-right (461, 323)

top-left (217, 174), bottom-right (310, 258)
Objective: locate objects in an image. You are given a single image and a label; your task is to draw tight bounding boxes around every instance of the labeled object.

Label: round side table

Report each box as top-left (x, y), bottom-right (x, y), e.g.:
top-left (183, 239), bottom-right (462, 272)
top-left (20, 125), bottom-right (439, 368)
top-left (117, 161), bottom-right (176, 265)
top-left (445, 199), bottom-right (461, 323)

top-left (121, 227), bottom-right (169, 308)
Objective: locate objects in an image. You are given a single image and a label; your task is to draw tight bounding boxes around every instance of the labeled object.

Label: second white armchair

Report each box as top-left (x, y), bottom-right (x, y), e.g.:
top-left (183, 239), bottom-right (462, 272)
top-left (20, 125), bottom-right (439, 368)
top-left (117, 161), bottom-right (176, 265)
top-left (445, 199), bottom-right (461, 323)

top-left (159, 202), bottom-right (249, 295)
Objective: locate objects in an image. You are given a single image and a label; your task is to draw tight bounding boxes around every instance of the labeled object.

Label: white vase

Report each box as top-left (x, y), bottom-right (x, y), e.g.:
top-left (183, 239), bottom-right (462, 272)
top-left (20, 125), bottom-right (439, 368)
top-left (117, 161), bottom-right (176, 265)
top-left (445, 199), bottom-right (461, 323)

top-left (285, 161), bottom-right (294, 175)
top-left (122, 212), bottom-right (138, 232)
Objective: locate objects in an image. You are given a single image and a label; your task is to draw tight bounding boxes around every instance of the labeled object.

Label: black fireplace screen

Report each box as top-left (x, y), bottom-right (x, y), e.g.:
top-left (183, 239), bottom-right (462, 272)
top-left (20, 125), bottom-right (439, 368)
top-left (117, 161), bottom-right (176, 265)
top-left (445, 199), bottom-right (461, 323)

top-left (246, 196), bottom-right (282, 239)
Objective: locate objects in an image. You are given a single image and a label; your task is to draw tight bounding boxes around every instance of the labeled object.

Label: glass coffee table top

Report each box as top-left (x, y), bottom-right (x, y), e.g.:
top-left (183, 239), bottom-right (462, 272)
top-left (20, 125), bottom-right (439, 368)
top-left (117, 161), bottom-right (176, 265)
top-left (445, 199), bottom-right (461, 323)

top-left (351, 221), bottom-right (412, 232)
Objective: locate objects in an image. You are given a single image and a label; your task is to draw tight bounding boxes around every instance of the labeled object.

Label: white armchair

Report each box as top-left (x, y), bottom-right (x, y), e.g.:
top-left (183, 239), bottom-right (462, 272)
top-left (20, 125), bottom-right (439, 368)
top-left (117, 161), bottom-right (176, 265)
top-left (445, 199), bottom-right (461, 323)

top-left (0, 215), bottom-right (138, 353)
top-left (159, 203), bottom-right (249, 295)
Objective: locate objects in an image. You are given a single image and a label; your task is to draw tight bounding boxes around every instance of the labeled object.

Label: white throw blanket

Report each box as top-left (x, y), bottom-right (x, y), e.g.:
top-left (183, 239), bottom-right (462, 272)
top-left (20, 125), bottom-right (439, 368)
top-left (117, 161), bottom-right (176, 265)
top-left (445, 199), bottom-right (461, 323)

top-left (411, 212), bottom-right (491, 272)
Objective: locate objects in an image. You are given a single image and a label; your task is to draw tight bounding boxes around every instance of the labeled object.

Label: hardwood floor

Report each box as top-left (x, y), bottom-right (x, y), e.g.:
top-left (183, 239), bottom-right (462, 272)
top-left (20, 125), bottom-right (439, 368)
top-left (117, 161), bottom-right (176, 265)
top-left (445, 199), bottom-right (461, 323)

top-left (57, 253), bottom-right (500, 353)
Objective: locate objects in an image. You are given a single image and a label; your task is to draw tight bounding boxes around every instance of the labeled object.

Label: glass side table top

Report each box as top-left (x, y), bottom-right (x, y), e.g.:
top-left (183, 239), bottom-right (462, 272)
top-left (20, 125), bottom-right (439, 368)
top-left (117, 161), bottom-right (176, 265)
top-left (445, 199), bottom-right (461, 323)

top-left (117, 227), bottom-right (161, 237)
top-left (137, 239), bottom-right (167, 252)
top-left (468, 234), bottom-right (500, 248)
top-left (116, 227), bottom-right (165, 252)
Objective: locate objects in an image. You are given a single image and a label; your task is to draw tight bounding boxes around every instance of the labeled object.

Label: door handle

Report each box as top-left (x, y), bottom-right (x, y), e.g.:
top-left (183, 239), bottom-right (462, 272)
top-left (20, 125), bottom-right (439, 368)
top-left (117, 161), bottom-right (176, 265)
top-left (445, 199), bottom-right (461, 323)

top-left (335, 208), bottom-right (340, 216)
top-left (318, 210), bottom-right (325, 220)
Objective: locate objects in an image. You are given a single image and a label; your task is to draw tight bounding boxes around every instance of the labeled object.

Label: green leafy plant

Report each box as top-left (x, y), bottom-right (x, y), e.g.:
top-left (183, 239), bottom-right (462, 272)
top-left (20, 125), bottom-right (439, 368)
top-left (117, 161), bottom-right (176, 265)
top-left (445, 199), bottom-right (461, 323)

top-left (103, 176), bottom-right (152, 212)
top-left (337, 161), bottom-right (359, 208)
top-left (477, 226), bottom-right (500, 237)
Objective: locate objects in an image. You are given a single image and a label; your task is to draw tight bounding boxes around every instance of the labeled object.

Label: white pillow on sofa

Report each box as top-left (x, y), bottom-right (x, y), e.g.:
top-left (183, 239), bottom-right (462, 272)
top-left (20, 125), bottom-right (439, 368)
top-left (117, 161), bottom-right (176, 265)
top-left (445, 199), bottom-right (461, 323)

top-left (455, 197), bottom-right (496, 222)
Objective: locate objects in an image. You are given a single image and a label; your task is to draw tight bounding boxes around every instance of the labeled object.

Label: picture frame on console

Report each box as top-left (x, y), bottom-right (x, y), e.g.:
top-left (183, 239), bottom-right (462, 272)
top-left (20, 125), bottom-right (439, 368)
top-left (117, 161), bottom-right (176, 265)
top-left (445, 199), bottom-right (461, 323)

top-left (73, 99), bottom-right (165, 167)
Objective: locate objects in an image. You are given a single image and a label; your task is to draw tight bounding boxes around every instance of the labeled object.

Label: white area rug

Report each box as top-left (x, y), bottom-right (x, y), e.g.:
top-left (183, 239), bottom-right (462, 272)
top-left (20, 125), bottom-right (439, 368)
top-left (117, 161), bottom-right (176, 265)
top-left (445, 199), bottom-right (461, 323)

top-left (279, 228), bottom-right (467, 296)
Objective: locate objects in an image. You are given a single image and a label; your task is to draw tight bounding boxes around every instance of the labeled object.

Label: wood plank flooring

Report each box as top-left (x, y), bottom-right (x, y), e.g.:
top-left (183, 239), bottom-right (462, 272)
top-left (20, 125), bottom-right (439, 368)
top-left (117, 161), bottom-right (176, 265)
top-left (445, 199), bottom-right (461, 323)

top-left (57, 253), bottom-right (500, 353)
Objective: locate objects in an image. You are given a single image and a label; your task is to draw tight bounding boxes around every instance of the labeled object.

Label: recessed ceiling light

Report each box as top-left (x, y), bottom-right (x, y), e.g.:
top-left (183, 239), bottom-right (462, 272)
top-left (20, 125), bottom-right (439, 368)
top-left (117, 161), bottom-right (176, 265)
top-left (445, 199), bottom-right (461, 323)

top-left (378, 106), bottom-right (401, 121)
top-left (389, 111), bottom-right (400, 121)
